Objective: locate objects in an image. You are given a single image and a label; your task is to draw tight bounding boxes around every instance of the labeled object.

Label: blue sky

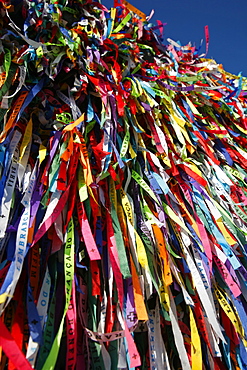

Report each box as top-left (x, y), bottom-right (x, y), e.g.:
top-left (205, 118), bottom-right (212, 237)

top-left (102, 0), bottom-right (247, 77)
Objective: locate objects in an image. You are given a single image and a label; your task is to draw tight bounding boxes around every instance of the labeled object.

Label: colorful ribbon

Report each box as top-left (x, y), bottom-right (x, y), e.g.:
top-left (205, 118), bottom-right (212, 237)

top-left (0, 0), bottom-right (247, 369)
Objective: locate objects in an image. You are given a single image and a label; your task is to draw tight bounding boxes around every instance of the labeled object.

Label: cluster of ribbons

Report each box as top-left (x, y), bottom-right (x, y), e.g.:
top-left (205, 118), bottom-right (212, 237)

top-left (1, 0), bottom-right (247, 369)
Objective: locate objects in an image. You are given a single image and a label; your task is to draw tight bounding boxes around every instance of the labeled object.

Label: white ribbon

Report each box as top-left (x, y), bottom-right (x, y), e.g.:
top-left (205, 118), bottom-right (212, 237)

top-left (26, 268), bottom-right (51, 366)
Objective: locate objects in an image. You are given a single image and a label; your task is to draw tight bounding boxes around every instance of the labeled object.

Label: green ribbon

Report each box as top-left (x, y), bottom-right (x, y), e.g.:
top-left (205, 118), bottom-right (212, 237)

top-left (0, 65), bottom-right (18, 101)
top-left (132, 170), bottom-right (159, 204)
top-left (3, 48), bottom-right (11, 78)
top-left (111, 206), bottom-right (131, 279)
top-left (41, 219), bottom-right (75, 370)
top-left (87, 280), bottom-right (105, 370)
top-left (112, 13), bottom-right (132, 33)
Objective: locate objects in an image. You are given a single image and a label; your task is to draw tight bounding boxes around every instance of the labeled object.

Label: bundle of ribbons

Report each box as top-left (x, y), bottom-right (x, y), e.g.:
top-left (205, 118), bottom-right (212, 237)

top-left (1, 0), bottom-right (247, 369)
